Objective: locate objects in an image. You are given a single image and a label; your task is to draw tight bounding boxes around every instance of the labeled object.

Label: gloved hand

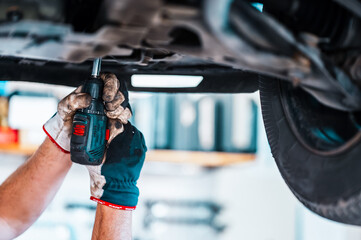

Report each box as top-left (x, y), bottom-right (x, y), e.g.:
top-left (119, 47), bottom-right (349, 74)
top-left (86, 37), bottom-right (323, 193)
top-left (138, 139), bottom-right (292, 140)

top-left (89, 122), bottom-right (147, 210)
top-left (44, 73), bottom-right (147, 210)
top-left (86, 73), bottom-right (147, 210)
top-left (43, 86), bottom-right (92, 152)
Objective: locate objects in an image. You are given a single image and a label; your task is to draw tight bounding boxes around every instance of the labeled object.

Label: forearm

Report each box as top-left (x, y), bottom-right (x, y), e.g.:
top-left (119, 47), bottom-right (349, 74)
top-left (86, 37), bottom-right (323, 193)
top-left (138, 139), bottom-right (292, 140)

top-left (92, 204), bottom-right (132, 240)
top-left (0, 137), bottom-right (72, 238)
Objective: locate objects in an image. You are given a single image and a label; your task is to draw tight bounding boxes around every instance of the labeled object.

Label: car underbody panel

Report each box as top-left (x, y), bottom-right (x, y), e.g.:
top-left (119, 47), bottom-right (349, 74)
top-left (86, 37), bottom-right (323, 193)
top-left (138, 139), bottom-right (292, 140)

top-left (0, 57), bottom-right (259, 93)
top-left (0, 0), bottom-right (360, 111)
top-left (0, 0), bottom-right (261, 93)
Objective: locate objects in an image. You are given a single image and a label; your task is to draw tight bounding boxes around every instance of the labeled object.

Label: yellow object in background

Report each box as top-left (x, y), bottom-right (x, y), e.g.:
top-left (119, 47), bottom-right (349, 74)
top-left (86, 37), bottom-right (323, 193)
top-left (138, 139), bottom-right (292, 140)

top-left (0, 97), bottom-right (8, 127)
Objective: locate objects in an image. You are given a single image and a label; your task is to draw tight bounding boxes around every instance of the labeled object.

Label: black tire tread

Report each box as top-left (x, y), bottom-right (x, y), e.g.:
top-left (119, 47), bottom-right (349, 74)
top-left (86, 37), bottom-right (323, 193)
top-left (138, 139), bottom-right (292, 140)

top-left (259, 76), bottom-right (361, 225)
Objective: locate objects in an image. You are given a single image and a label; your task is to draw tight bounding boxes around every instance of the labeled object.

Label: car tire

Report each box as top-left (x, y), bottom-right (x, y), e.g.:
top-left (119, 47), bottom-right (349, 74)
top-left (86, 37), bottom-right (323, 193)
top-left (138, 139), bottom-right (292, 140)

top-left (259, 76), bottom-right (361, 225)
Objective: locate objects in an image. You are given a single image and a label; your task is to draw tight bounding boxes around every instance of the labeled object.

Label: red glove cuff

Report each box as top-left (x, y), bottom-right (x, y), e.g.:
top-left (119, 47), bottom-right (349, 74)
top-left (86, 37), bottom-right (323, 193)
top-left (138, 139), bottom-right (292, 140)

top-left (90, 196), bottom-right (136, 211)
top-left (43, 125), bottom-right (70, 154)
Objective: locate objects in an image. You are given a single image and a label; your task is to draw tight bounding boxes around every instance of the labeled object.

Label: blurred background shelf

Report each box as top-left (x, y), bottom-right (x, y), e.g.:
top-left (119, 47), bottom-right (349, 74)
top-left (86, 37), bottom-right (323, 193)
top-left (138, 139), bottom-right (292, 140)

top-left (0, 144), bottom-right (255, 167)
top-left (0, 143), bottom-right (38, 156)
top-left (146, 150), bottom-right (255, 167)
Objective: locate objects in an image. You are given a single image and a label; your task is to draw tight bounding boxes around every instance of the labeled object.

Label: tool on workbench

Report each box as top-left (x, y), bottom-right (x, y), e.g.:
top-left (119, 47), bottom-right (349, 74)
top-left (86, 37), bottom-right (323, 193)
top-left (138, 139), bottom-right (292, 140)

top-left (70, 58), bottom-right (108, 165)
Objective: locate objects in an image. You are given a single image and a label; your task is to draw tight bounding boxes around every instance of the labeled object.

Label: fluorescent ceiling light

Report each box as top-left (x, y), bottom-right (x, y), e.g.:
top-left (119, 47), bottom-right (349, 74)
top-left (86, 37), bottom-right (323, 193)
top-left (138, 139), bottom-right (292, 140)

top-left (131, 75), bottom-right (203, 88)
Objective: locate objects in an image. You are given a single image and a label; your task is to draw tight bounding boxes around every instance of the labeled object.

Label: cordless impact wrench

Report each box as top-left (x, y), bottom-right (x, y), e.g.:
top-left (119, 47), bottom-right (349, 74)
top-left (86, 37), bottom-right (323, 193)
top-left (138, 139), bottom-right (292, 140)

top-left (70, 58), bottom-right (108, 165)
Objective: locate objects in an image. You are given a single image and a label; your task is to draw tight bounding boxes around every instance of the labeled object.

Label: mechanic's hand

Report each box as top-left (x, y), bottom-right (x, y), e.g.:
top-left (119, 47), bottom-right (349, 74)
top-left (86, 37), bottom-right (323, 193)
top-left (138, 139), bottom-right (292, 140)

top-left (43, 86), bottom-right (92, 152)
top-left (43, 73), bottom-right (132, 152)
top-left (100, 73), bottom-right (133, 144)
top-left (88, 122), bottom-right (147, 210)
top-left (44, 73), bottom-right (146, 210)
top-left (87, 73), bottom-right (147, 210)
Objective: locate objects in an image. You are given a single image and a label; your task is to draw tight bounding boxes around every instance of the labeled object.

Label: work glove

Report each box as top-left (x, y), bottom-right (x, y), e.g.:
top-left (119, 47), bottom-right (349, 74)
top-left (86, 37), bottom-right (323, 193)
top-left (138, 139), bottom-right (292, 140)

top-left (44, 73), bottom-right (146, 210)
top-left (89, 122), bottom-right (147, 210)
top-left (43, 86), bottom-right (92, 152)
top-left (86, 74), bottom-right (147, 210)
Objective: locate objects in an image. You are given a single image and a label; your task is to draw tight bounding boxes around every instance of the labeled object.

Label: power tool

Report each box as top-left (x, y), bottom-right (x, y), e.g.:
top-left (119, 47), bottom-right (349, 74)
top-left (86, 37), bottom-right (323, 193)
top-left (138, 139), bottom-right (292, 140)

top-left (70, 58), bottom-right (108, 165)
